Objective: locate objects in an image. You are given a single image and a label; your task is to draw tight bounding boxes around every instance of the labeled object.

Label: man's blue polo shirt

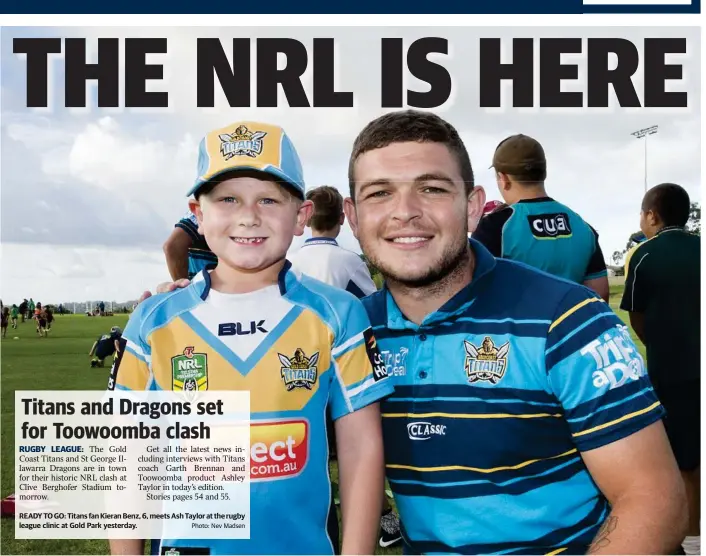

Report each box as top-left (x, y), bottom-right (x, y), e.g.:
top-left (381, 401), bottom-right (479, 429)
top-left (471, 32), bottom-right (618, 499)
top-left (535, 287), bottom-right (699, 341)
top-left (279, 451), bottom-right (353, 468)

top-left (362, 239), bottom-right (664, 555)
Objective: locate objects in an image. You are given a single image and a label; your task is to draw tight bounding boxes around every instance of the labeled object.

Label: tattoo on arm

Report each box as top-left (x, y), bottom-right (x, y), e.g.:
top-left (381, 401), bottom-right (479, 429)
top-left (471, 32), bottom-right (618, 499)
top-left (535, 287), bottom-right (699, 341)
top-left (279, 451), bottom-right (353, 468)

top-left (587, 516), bottom-right (618, 554)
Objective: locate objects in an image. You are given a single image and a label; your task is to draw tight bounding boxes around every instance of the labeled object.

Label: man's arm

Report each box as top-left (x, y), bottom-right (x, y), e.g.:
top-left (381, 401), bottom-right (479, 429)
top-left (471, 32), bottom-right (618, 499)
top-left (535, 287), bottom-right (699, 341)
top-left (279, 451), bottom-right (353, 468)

top-left (628, 312), bottom-right (646, 344)
top-left (335, 403), bottom-right (386, 555)
top-left (109, 539), bottom-right (145, 555)
top-left (582, 422), bottom-right (687, 554)
top-left (546, 286), bottom-right (682, 555)
top-left (163, 227), bottom-right (193, 281)
top-left (583, 276), bottom-right (609, 303)
top-left (583, 226), bottom-right (609, 302)
top-left (88, 341), bottom-right (97, 356)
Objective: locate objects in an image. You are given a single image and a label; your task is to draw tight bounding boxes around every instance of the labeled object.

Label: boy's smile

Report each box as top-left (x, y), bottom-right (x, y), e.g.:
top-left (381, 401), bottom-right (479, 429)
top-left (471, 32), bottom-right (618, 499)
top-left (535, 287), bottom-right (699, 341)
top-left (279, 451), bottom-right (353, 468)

top-left (189, 175), bottom-right (312, 292)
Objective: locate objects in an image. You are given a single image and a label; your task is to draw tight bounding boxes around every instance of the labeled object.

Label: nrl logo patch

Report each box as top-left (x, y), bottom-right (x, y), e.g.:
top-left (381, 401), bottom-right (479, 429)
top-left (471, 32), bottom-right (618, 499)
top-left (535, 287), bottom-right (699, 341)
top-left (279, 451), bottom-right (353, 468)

top-left (279, 348), bottom-right (319, 391)
top-left (172, 346), bottom-right (208, 396)
top-left (464, 336), bottom-right (510, 385)
top-left (219, 125), bottom-right (267, 160)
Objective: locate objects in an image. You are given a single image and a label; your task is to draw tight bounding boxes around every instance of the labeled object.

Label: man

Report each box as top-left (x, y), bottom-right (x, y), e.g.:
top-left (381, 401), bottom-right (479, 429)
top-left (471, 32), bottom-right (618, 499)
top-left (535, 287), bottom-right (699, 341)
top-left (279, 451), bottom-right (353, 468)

top-left (89, 326), bottom-right (122, 367)
top-left (472, 134), bottom-right (609, 301)
top-left (163, 210), bottom-right (218, 280)
top-left (290, 185), bottom-right (377, 298)
top-left (343, 110), bottom-right (685, 554)
top-left (621, 183), bottom-right (700, 556)
top-left (290, 185), bottom-right (401, 548)
top-left (147, 111), bottom-right (686, 554)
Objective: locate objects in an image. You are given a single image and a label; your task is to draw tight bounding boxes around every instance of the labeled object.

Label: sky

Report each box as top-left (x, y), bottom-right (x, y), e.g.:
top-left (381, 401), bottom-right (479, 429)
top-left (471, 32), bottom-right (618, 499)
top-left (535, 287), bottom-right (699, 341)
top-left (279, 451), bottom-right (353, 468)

top-left (1, 26), bottom-right (701, 305)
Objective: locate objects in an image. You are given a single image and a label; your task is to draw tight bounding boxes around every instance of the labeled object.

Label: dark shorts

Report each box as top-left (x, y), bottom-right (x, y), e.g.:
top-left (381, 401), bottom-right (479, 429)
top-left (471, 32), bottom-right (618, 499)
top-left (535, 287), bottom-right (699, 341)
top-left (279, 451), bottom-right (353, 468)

top-left (656, 382), bottom-right (700, 471)
top-left (37, 319), bottom-right (47, 328)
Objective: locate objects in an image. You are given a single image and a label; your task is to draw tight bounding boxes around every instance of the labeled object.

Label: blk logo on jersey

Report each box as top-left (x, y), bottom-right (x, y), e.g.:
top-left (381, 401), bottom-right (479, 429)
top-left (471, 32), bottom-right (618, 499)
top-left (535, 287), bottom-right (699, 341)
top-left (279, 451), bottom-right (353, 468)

top-left (218, 320), bottom-right (268, 336)
top-left (279, 348), bottom-right (319, 391)
top-left (464, 336), bottom-right (510, 385)
top-left (364, 328), bottom-right (388, 382)
top-left (527, 213), bottom-right (572, 239)
top-left (172, 346), bottom-right (208, 393)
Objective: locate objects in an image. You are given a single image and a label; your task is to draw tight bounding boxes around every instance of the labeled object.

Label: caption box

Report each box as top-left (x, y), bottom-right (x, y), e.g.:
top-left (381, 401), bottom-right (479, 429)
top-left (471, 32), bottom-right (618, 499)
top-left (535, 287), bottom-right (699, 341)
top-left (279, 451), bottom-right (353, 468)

top-left (15, 390), bottom-right (250, 540)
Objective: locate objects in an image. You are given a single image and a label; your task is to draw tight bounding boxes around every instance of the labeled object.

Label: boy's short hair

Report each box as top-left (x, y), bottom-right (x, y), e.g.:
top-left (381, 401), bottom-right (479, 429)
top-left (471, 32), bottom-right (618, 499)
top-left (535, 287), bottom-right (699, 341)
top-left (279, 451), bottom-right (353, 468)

top-left (642, 183), bottom-right (691, 227)
top-left (306, 186), bottom-right (343, 231)
top-left (348, 110), bottom-right (474, 200)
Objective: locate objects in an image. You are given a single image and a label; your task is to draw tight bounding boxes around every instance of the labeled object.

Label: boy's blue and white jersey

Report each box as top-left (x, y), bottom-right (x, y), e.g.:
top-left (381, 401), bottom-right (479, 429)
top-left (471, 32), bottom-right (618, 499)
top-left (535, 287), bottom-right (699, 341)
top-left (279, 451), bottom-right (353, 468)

top-left (111, 262), bottom-right (394, 555)
top-left (362, 239), bottom-right (664, 555)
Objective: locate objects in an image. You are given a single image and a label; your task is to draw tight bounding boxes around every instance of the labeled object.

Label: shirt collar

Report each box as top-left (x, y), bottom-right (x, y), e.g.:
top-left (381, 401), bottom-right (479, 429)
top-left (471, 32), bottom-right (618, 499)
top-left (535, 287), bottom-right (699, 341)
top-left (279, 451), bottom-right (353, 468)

top-left (383, 238), bottom-right (497, 330)
top-left (657, 226), bottom-right (685, 236)
top-left (304, 237), bottom-right (338, 246)
top-left (195, 259), bottom-right (294, 299)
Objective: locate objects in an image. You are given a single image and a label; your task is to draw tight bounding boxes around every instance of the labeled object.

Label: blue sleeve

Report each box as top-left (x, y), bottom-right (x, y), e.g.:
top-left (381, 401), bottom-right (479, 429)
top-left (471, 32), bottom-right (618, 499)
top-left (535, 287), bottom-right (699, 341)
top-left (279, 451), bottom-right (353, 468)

top-left (328, 297), bottom-right (395, 420)
top-left (545, 287), bottom-right (664, 452)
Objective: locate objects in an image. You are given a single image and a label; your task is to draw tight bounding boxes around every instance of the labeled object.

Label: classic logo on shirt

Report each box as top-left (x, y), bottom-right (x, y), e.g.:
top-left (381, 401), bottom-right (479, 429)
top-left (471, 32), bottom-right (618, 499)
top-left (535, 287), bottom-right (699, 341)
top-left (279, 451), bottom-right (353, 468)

top-left (172, 346), bottom-right (209, 394)
top-left (407, 421), bottom-right (447, 441)
top-left (583, 325), bottom-right (647, 390)
top-left (463, 336), bottom-right (510, 385)
top-left (527, 212), bottom-right (572, 239)
top-left (219, 125), bottom-right (267, 160)
top-left (279, 348), bottom-right (319, 391)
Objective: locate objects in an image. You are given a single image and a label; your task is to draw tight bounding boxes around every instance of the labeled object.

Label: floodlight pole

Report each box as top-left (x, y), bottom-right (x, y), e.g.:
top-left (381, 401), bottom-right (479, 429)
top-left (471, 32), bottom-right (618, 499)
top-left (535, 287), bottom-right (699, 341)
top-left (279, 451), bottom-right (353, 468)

top-left (631, 126), bottom-right (658, 192)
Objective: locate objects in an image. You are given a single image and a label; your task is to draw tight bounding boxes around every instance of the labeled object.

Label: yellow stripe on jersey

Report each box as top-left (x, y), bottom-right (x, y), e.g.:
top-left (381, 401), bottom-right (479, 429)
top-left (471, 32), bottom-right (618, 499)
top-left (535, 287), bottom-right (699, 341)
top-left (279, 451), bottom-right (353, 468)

top-left (572, 401), bottom-right (662, 438)
top-left (382, 412), bottom-right (562, 419)
top-left (147, 309), bottom-right (335, 413)
top-left (334, 340), bottom-right (374, 391)
top-left (549, 297), bottom-right (602, 332)
top-left (386, 448), bottom-right (578, 474)
top-left (115, 350), bottom-right (150, 390)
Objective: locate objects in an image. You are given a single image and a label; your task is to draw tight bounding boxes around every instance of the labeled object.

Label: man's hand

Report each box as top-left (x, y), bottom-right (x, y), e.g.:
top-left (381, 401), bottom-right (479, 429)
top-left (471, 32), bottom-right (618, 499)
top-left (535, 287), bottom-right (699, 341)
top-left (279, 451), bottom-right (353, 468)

top-left (137, 279), bottom-right (192, 305)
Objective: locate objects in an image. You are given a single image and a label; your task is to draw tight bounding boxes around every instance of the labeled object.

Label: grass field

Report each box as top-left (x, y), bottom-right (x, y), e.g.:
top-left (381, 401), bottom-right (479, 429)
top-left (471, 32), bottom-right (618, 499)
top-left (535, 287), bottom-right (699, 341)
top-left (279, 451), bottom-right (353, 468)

top-left (1, 282), bottom-right (643, 555)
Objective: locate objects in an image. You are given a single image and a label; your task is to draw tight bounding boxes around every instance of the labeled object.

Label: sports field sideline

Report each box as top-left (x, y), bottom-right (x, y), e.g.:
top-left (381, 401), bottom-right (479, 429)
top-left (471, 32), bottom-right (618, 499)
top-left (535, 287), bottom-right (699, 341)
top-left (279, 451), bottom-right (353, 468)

top-left (0, 281), bottom-right (643, 556)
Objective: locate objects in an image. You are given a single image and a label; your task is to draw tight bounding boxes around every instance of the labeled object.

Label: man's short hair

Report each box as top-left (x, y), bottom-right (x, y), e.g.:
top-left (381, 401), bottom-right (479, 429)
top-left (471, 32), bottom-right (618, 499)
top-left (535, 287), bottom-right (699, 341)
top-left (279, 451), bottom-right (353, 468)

top-left (348, 110), bottom-right (474, 200)
top-left (491, 134), bottom-right (547, 184)
top-left (642, 183), bottom-right (691, 227)
top-left (306, 186), bottom-right (343, 231)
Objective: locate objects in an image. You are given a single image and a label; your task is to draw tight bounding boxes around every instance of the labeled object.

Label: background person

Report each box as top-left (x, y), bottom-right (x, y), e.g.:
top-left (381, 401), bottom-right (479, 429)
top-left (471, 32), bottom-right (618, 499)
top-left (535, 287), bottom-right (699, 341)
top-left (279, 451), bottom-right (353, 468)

top-left (621, 182), bottom-right (701, 556)
top-left (89, 326), bottom-right (122, 367)
top-left (290, 185), bottom-right (377, 298)
top-left (472, 134), bottom-right (609, 301)
top-left (163, 210), bottom-right (218, 280)
top-left (289, 185), bottom-right (400, 548)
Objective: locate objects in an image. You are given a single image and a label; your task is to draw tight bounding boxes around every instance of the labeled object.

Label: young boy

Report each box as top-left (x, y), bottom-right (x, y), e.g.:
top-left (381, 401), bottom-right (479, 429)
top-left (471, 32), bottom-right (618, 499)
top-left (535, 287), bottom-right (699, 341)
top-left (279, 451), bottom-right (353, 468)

top-left (108, 121), bottom-right (393, 556)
